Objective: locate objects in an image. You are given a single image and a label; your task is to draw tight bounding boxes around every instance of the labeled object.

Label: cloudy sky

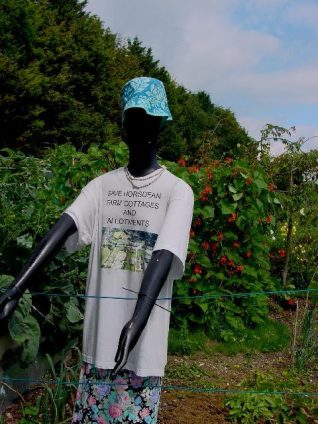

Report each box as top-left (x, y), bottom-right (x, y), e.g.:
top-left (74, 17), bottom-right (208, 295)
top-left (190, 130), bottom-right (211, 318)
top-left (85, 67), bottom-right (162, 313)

top-left (85, 0), bottom-right (318, 155)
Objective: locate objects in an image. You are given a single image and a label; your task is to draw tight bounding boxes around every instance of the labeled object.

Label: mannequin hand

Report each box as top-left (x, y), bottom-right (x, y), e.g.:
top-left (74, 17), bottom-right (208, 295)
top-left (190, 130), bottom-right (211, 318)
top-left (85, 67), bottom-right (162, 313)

top-left (111, 318), bottom-right (140, 377)
top-left (0, 286), bottom-right (22, 321)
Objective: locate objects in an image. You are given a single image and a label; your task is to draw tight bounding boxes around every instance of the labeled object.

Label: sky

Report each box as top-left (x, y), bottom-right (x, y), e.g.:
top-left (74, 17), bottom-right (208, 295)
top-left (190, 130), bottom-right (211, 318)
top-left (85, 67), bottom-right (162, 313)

top-left (85, 0), bottom-right (318, 155)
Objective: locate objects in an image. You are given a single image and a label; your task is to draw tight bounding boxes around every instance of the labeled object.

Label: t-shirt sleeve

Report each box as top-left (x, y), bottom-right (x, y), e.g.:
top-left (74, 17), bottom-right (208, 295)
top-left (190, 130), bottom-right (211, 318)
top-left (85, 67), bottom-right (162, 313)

top-left (62, 178), bottom-right (98, 254)
top-left (153, 179), bottom-right (194, 280)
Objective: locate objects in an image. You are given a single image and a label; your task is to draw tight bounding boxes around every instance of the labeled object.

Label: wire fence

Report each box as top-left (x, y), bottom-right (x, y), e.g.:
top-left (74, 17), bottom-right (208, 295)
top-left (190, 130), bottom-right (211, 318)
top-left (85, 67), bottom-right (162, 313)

top-left (1, 287), bottom-right (317, 398)
top-left (1, 287), bottom-right (318, 300)
top-left (1, 376), bottom-right (318, 398)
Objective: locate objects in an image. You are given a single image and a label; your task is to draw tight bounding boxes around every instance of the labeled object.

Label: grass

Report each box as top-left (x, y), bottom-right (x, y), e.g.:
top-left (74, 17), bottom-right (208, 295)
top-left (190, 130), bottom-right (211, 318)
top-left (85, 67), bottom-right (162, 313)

top-left (168, 319), bottom-right (291, 356)
top-left (168, 328), bottom-right (210, 355)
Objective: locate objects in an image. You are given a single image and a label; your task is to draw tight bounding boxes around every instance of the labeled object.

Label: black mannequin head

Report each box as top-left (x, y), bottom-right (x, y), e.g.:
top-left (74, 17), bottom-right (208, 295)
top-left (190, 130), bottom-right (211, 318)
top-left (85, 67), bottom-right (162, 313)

top-left (120, 77), bottom-right (172, 176)
top-left (123, 108), bottom-right (162, 147)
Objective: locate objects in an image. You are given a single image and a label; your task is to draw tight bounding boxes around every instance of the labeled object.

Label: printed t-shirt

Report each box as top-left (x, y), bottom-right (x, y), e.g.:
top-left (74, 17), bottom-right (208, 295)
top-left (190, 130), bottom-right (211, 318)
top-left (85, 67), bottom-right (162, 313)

top-left (62, 166), bottom-right (194, 377)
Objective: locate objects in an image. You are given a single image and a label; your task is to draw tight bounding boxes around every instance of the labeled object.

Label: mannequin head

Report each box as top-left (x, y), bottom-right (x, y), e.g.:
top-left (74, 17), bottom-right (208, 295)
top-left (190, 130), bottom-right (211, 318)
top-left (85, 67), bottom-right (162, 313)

top-left (123, 108), bottom-right (162, 147)
top-left (120, 77), bottom-right (172, 174)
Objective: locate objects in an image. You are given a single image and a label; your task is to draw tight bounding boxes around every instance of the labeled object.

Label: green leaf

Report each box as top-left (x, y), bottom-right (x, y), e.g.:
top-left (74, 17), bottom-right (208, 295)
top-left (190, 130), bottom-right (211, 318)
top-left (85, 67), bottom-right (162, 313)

top-left (256, 199), bottom-right (263, 210)
top-left (18, 290), bottom-right (32, 318)
top-left (198, 302), bottom-right (209, 313)
top-left (201, 205), bottom-right (215, 219)
top-left (8, 311), bottom-right (40, 363)
top-left (220, 201), bottom-right (237, 214)
top-left (243, 266), bottom-right (258, 277)
top-left (228, 185), bottom-right (237, 193)
top-left (215, 272), bottom-right (226, 281)
top-left (254, 179), bottom-right (268, 190)
top-left (0, 274), bottom-right (14, 291)
top-left (232, 192), bottom-right (243, 201)
top-left (66, 300), bottom-right (84, 323)
top-left (196, 254), bottom-right (211, 268)
top-left (16, 233), bottom-right (33, 249)
top-left (235, 216), bottom-right (246, 230)
top-left (189, 239), bottom-right (200, 252)
top-left (224, 231), bottom-right (237, 240)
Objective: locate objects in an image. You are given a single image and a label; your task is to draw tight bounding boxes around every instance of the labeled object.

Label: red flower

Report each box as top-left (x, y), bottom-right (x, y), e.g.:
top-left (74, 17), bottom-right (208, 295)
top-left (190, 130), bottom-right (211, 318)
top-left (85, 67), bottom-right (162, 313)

top-left (203, 185), bottom-right (213, 194)
top-left (193, 264), bottom-right (203, 274)
top-left (201, 241), bottom-right (210, 250)
top-left (188, 165), bottom-right (200, 173)
top-left (231, 170), bottom-right (239, 177)
top-left (101, 168), bottom-right (107, 174)
top-left (227, 259), bottom-right (235, 267)
top-left (217, 231), bottom-right (224, 241)
top-left (227, 213), bottom-right (237, 223)
top-left (266, 214), bottom-right (272, 224)
top-left (232, 241), bottom-right (240, 249)
top-left (245, 250), bottom-right (251, 258)
top-left (177, 157), bottom-right (186, 167)
top-left (193, 218), bottom-right (202, 228)
top-left (198, 194), bottom-right (208, 202)
top-left (191, 288), bottom-right (198, 294)
top-left (245, 178), bottom-right (252, 185)
top-left (278, 249), bottom-right (286, 258)
top-left (190, 229), bottom-right (195, 238)
top-left (225, 156), bottom-right (233, 165)
top-left (211, 242), bottom-right (218, 254)
top-left (268, 183), bottom-right (275, 192)
top-left (219, 255), bottom-right (227, 265)
top-left (236, 264), bottom-right (244, 273)
top-left (189, 277), bottom-right (197, 284)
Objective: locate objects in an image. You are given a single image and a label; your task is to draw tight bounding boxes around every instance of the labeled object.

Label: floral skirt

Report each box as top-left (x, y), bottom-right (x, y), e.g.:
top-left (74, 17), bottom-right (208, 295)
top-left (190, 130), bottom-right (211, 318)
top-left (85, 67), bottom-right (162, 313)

top-left (71, 362), bottom-right (162, 423)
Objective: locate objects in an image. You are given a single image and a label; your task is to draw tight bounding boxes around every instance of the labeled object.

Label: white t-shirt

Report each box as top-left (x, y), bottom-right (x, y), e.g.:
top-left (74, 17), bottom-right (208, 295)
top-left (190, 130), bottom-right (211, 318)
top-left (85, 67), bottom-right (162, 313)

top-left (62, 166), bottom-right (194, 377)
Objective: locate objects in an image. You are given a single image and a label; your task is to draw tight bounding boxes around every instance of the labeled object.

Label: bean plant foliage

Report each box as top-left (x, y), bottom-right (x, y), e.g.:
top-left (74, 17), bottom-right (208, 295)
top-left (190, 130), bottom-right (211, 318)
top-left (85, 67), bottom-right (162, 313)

top-left (167, 156), bottom-right (281, 341)
top-left (0, 143), bottom-right (280, 367)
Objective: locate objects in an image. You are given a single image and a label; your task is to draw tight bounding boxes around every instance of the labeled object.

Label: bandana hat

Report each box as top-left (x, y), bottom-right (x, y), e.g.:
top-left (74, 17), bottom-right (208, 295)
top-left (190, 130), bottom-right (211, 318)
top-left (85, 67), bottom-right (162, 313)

top-left (121, 77), bottom-right (173, 126)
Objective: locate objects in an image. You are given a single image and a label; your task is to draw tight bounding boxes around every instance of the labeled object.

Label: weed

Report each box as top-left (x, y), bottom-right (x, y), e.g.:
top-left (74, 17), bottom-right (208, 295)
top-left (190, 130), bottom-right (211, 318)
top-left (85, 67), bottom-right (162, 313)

top-left (19, 397), bottom-right (41, 424)
top-left (225, 393), bottom-right (286, 423)
top-left (166, 362), bottom-right (209, 380)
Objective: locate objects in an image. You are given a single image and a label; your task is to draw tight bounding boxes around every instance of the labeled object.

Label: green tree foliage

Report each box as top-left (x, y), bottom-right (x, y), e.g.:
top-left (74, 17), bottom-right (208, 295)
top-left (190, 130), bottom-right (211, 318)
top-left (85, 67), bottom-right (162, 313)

top-left (0, 0), bottom-right (258, 161)
top-left (0, 0), bottom-right (118, 153)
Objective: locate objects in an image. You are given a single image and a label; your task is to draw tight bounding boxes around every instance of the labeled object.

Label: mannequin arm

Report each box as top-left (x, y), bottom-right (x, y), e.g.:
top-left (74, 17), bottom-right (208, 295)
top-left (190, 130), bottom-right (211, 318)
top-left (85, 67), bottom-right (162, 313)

top-left (112, 249), bottom-right (174, 376)
top-left (0, 213), bottom-right (77, 321)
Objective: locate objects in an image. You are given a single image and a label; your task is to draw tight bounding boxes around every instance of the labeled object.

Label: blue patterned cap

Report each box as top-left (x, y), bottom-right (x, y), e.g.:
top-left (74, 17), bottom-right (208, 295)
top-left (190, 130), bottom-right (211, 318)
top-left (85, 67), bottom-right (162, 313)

top-left (121, 77), bottom-right (173, 126)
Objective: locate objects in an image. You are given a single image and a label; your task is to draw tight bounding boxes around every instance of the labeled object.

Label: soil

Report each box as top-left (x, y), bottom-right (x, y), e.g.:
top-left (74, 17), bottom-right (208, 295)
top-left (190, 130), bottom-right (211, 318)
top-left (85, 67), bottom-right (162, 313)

top-left (2, 303), bottom-right (318, 423)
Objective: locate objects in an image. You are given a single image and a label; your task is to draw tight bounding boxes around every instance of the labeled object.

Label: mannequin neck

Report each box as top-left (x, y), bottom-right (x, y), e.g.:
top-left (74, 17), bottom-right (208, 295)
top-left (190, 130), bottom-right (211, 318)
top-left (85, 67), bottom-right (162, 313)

top-left (126, 140), bottom-right (161, 177)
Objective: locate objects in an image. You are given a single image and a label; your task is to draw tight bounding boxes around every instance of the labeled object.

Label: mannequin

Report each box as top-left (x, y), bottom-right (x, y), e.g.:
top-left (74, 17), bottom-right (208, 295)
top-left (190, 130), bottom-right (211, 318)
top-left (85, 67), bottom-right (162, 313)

top-left (0, 77), bottom-right (194, 423)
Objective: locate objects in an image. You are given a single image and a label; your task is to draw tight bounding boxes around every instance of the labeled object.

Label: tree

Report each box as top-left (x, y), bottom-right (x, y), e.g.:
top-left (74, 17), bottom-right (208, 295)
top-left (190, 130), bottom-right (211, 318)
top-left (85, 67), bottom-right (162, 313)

top-left (259, 124), bottom-right (318, 287)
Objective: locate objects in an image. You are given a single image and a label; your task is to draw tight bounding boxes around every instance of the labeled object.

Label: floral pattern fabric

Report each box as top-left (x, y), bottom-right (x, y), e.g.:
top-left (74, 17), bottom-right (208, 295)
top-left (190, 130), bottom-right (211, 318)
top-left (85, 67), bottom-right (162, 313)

top-left (121, 77), bottom-right (173, 126)
top-left (72, 362), bottom-right (162, 423)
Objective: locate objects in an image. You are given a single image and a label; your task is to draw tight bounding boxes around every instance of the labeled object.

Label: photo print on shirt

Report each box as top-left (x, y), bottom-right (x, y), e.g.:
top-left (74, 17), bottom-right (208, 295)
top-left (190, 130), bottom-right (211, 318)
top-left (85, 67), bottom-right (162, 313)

top-left (100, 227), bottom-right (158, 272)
